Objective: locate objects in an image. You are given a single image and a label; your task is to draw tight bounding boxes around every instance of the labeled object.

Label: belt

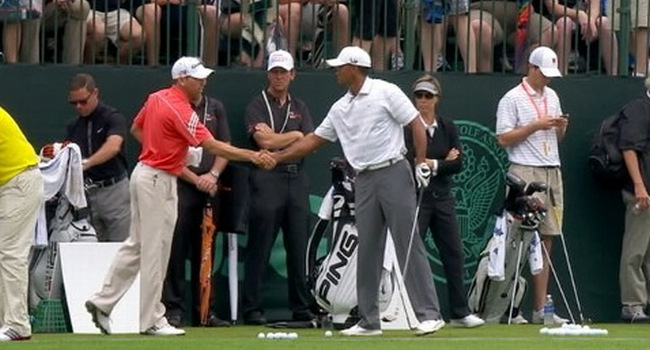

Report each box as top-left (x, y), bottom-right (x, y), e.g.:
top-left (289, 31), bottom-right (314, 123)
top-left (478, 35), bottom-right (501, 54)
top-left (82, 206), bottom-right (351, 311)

top-left (272, 164), bottom-right (301, 174)
top-left (87, 172), bottom-right (127, 189)
top-left (359, 156), bottom-right (404, 174)
top-left (512, 163), bottom-right (560, 170)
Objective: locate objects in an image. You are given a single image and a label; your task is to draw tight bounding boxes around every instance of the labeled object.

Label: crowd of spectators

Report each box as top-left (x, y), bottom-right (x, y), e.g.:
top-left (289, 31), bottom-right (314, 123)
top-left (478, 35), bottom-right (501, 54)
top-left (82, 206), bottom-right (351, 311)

top-left (0, 0), bottom-right (647, 75)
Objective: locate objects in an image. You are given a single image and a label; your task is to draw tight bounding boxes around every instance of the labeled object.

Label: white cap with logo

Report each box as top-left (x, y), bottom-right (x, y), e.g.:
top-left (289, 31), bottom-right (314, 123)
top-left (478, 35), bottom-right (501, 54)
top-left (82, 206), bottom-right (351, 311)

top-left (528, 46), bottom-right (562, 78)
top-left (326, 46), bottom-right (372, 68)
top-left (267, 50), bottom-right (294, 71)
top-left (171, 56), bottom-right (214, 80)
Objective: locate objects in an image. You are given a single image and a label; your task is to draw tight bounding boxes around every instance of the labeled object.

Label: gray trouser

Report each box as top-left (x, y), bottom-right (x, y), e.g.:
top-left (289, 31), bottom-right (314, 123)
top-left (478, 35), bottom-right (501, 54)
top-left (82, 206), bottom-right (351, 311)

top-left (620, 189), bottom-right (650, 308)
top-left (355, 159), bottom-right (440, 330)
top-left (87, 177), bottom-right (131, 242)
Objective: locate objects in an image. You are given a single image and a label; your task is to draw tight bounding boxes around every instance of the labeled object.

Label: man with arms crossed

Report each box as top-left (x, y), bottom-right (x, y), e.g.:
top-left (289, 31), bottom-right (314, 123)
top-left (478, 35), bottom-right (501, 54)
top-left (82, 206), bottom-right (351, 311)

top-left (274, 46), bottom-right (445, 336)
top-left (85, 56), bottom-right (274, 336)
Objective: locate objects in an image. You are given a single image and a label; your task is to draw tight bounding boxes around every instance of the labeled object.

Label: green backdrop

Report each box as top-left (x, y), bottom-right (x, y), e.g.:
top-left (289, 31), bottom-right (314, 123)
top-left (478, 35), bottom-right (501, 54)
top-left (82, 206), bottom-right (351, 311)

top-left (1, 66), bottom-right (643, 322)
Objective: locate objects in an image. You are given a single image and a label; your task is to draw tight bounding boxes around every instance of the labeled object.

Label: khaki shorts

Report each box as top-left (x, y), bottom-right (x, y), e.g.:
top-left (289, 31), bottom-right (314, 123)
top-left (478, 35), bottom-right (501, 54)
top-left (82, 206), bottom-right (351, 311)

top-left (470, 1), bottom-right (553, 46)
top-left (608, 0), bottom-right (649, 30)
top-left (508, 163), bottom-right (564, 237)
top-left (87, 9), bottom-right (133, 44)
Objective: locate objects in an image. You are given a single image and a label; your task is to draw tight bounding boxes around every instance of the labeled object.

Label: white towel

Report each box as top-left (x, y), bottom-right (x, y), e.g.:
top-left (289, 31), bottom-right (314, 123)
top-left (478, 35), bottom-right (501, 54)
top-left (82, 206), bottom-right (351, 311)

top-left (487, 210), bottom-right (508, 281)
top-left (528, 231), bottom-right (543, 275)
top-left (35, 144), bottom-right (88, 247)
top-left (317, 187), bottom-right (334, 220)
top-left (185, 146), bottom-right (203, 167)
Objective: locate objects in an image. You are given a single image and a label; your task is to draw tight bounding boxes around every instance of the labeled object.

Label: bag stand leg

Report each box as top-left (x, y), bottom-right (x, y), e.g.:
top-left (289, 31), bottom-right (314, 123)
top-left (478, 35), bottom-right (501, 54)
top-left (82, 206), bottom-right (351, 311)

top-left (507, 227), bottom-right (527, 325)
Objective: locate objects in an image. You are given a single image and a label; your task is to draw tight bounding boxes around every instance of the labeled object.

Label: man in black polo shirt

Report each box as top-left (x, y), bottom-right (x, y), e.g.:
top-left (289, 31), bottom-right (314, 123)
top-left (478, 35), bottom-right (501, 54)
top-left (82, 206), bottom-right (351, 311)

top-left (162, 91), bottom-right (232, 328)
top-left (242, 50), bottom-right (315, 325)
top-left (65, 73), bottom-right (130, 242)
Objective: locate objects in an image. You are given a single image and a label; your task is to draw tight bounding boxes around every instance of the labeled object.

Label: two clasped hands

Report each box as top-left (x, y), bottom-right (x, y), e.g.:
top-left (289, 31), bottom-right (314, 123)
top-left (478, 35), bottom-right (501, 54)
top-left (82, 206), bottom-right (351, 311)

top-left (414, 147), bottom-right (460, 189)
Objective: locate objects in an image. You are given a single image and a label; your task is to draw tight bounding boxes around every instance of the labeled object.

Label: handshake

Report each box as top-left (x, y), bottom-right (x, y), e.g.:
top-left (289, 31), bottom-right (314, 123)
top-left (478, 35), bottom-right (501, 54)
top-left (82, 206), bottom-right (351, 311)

top-left (250, 149), bottom-right (277, 170)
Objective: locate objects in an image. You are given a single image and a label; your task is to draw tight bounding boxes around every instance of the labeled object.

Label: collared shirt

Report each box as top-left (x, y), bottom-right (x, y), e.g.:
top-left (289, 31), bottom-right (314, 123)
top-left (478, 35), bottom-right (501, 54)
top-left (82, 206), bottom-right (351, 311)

top-left (65, 102), bottom-right (129, 182)
top-left (496, 77), bottom-right (563, 167)
top-left (0, 106), bottom-right (39, 186)
top-left (133, 85), bottom-right (212, 176)
top-left (315, 77), bottom-right (418, 171)
top-left (245, 90), bottom-right (314, 165)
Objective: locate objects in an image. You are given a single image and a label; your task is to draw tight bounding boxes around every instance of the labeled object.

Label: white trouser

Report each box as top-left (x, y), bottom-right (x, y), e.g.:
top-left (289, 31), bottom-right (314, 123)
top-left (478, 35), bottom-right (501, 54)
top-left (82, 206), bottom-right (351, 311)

top-left (89, 163), bottom-right (178, 332)
top-left (0, 167), bottom-right (43, 336)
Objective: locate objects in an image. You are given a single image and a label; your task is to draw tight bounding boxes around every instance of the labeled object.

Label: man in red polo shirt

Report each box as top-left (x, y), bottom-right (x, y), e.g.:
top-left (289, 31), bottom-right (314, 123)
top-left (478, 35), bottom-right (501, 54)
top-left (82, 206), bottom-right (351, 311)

top-left (85, 56), bottom-right (275, 336)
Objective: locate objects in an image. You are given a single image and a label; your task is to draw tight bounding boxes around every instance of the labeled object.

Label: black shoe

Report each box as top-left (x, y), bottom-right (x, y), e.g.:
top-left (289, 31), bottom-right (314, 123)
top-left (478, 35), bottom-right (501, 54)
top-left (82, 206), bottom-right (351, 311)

top-left (292, 311), bottom-right (316, 322)
top-left (167, 315), bottom-right (184, 328)
top-left (206, 314), bottom-right (231, 327)
top-left (243, 310), bottom-right (267, 325)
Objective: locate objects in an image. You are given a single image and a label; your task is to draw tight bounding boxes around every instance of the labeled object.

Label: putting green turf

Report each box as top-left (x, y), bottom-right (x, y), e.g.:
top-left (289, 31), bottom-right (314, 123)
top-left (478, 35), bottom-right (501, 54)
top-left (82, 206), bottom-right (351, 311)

top-left (8, 324), bottom-right (650, 350)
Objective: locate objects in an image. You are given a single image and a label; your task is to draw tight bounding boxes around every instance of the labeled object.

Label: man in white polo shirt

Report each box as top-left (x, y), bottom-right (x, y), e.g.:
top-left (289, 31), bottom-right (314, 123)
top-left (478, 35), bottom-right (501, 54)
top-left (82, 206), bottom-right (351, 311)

top-left (495, 46), bottom-right (570, 325)
top-left (273, 46), bottom-right (445, 337)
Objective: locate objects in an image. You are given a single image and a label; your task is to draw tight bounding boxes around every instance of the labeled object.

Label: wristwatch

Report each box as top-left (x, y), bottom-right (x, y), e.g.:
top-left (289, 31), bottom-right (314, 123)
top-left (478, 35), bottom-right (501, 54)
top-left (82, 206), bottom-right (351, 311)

top-left (209, 170), bottom-right (220, 179)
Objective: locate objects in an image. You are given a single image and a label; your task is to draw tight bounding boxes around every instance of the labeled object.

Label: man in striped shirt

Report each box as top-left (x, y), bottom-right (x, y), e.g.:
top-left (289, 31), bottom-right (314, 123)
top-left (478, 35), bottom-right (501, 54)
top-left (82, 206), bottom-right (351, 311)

top-left (496, 46), bottom-right (569, 325)
top-left (274, 46), bottom-right (445, 337)
top-left (85, 57), bottom-right (275, 336)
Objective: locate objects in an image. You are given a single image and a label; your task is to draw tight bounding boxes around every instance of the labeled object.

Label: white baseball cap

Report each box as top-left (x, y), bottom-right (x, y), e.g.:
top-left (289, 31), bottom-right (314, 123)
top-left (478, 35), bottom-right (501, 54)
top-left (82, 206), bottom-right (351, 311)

top-left (267, 50), bottom-right (294, 71)
top-left (171, 56), bottom-right (214, 80)
top-left (326, 46), bottom-right (372, 68)
top-left (528, 46), bottom-right (562, 78)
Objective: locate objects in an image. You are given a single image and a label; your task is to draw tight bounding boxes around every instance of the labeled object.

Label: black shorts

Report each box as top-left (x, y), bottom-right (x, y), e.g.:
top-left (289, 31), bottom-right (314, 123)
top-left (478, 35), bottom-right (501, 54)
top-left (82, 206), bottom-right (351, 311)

top-left (352, 0), bottom-right (399, 40)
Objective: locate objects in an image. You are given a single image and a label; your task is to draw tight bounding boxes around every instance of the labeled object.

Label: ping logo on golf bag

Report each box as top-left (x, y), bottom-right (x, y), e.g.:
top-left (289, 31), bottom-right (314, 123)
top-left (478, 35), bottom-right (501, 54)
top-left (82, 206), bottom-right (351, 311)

top-left (317, 225), bottom-right (358, 306)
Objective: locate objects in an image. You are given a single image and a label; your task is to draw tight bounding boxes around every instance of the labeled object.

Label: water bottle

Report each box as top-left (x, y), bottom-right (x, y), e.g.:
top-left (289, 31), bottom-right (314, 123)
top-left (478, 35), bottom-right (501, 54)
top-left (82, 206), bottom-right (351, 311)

top-left (543, 294), bottom-right (555, 325)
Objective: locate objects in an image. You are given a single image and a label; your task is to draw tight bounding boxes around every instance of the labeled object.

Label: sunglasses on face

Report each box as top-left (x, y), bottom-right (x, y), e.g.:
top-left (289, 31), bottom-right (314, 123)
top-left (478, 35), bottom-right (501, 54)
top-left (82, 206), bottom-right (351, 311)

top-left (414, 91), bottom-right (435, 99)
top-left (68, 92), bottom-right (94, 106)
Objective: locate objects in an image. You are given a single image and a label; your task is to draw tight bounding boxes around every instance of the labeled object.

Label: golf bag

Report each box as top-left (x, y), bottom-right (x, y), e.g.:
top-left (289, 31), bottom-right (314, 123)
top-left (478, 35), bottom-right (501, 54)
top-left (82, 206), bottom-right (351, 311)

top-left (29, 143), bottom-right (97, 311)
top-left (467, 173), bottom-right (547, 323)
top-left (306, 158), bottom-right (415, 328)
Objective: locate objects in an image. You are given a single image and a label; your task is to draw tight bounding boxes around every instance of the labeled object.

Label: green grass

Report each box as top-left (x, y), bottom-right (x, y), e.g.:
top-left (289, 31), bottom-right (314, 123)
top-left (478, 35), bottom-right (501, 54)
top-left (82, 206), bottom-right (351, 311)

top-left (7, 324), bottom-right (650, 350)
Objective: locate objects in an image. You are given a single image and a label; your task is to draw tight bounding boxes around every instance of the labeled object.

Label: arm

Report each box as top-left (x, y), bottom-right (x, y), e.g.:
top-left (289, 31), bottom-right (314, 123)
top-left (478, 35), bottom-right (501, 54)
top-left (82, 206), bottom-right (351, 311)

top-left (623, 150), bottom-right (650, 210)
top-left (408, 115), bottom-right (427, 164)
top-left (274, 133), bottom-right (327, 163)
top-left (435, 123), bottom-right (462, 176)
top-left (555, 115), bottom-right (569, 142)
top-left (252, 123), bottom-right (304, 150)
top-left (497, 117), bottom-right (564, 148)
top-left (83, 135), bottom-right (124, 171)
top-left (131, 124), bottom-right (142, 143)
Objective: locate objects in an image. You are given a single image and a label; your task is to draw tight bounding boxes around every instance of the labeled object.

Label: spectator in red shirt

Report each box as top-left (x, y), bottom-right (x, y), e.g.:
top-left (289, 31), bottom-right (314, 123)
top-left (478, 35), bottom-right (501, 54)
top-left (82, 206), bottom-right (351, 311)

top-left (85, 56), bottom-right (275, 336)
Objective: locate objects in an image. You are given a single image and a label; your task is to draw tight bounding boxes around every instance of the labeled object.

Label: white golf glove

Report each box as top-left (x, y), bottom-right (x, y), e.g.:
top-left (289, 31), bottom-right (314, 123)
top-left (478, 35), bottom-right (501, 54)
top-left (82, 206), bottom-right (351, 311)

top-left (415, 162), bottom-right (431, 189)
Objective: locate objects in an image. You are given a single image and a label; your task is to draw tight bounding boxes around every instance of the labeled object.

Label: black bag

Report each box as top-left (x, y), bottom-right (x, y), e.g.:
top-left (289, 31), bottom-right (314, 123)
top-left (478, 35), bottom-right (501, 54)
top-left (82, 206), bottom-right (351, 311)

top-left (588, 110), bottom-right (627, 187)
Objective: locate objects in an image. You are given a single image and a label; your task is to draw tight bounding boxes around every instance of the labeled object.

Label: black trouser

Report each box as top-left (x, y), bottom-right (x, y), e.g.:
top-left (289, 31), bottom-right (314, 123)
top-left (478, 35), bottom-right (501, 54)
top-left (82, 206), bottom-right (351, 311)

top-left (417, 191), bottom-right (471, 319)
top-left (242, 168), bottom-right (313, 318)
top-left (162, 180), bottom-right (218, 324)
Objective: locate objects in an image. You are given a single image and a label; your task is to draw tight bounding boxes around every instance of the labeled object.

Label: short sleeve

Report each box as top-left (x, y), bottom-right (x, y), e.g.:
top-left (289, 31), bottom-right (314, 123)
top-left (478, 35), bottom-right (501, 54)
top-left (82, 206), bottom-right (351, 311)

top-left (496, 94), bottom-right (517, 135)
top-left (386, 83), bottom-right (419, 126)
top-left (314, 114), bottom-right (337, 142)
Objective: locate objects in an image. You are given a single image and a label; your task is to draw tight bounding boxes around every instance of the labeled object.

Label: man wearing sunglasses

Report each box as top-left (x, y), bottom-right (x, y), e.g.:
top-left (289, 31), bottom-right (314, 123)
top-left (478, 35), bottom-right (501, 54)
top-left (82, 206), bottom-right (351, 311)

top-left (64, 73), bottom-right (131, 243)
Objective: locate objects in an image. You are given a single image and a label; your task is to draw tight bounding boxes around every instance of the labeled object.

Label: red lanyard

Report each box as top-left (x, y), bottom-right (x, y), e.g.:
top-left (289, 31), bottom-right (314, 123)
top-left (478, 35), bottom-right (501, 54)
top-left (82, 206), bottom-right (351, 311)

top-left (520, 81), bottom-right (547, 120)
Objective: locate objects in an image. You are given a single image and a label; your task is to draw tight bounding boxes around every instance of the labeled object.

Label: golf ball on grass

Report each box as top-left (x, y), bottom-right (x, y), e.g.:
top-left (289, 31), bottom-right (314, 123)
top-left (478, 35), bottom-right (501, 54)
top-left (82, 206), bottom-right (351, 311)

top-left (325, 330), bottom-right (333, 337)
top-left (257, 332), bottom-right (265, 339)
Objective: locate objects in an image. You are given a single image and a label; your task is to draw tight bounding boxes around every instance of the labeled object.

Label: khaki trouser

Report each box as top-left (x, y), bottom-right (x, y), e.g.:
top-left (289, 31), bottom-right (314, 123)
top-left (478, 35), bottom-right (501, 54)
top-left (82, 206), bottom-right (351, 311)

top-left (40, 0), bottom-right (91, 64)
top-left (0, 167), bottom-right (43, 336)
top-left (88, 163), bottom-right (178, 332)
top-left (620, 190), bottom-right (650, 308)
